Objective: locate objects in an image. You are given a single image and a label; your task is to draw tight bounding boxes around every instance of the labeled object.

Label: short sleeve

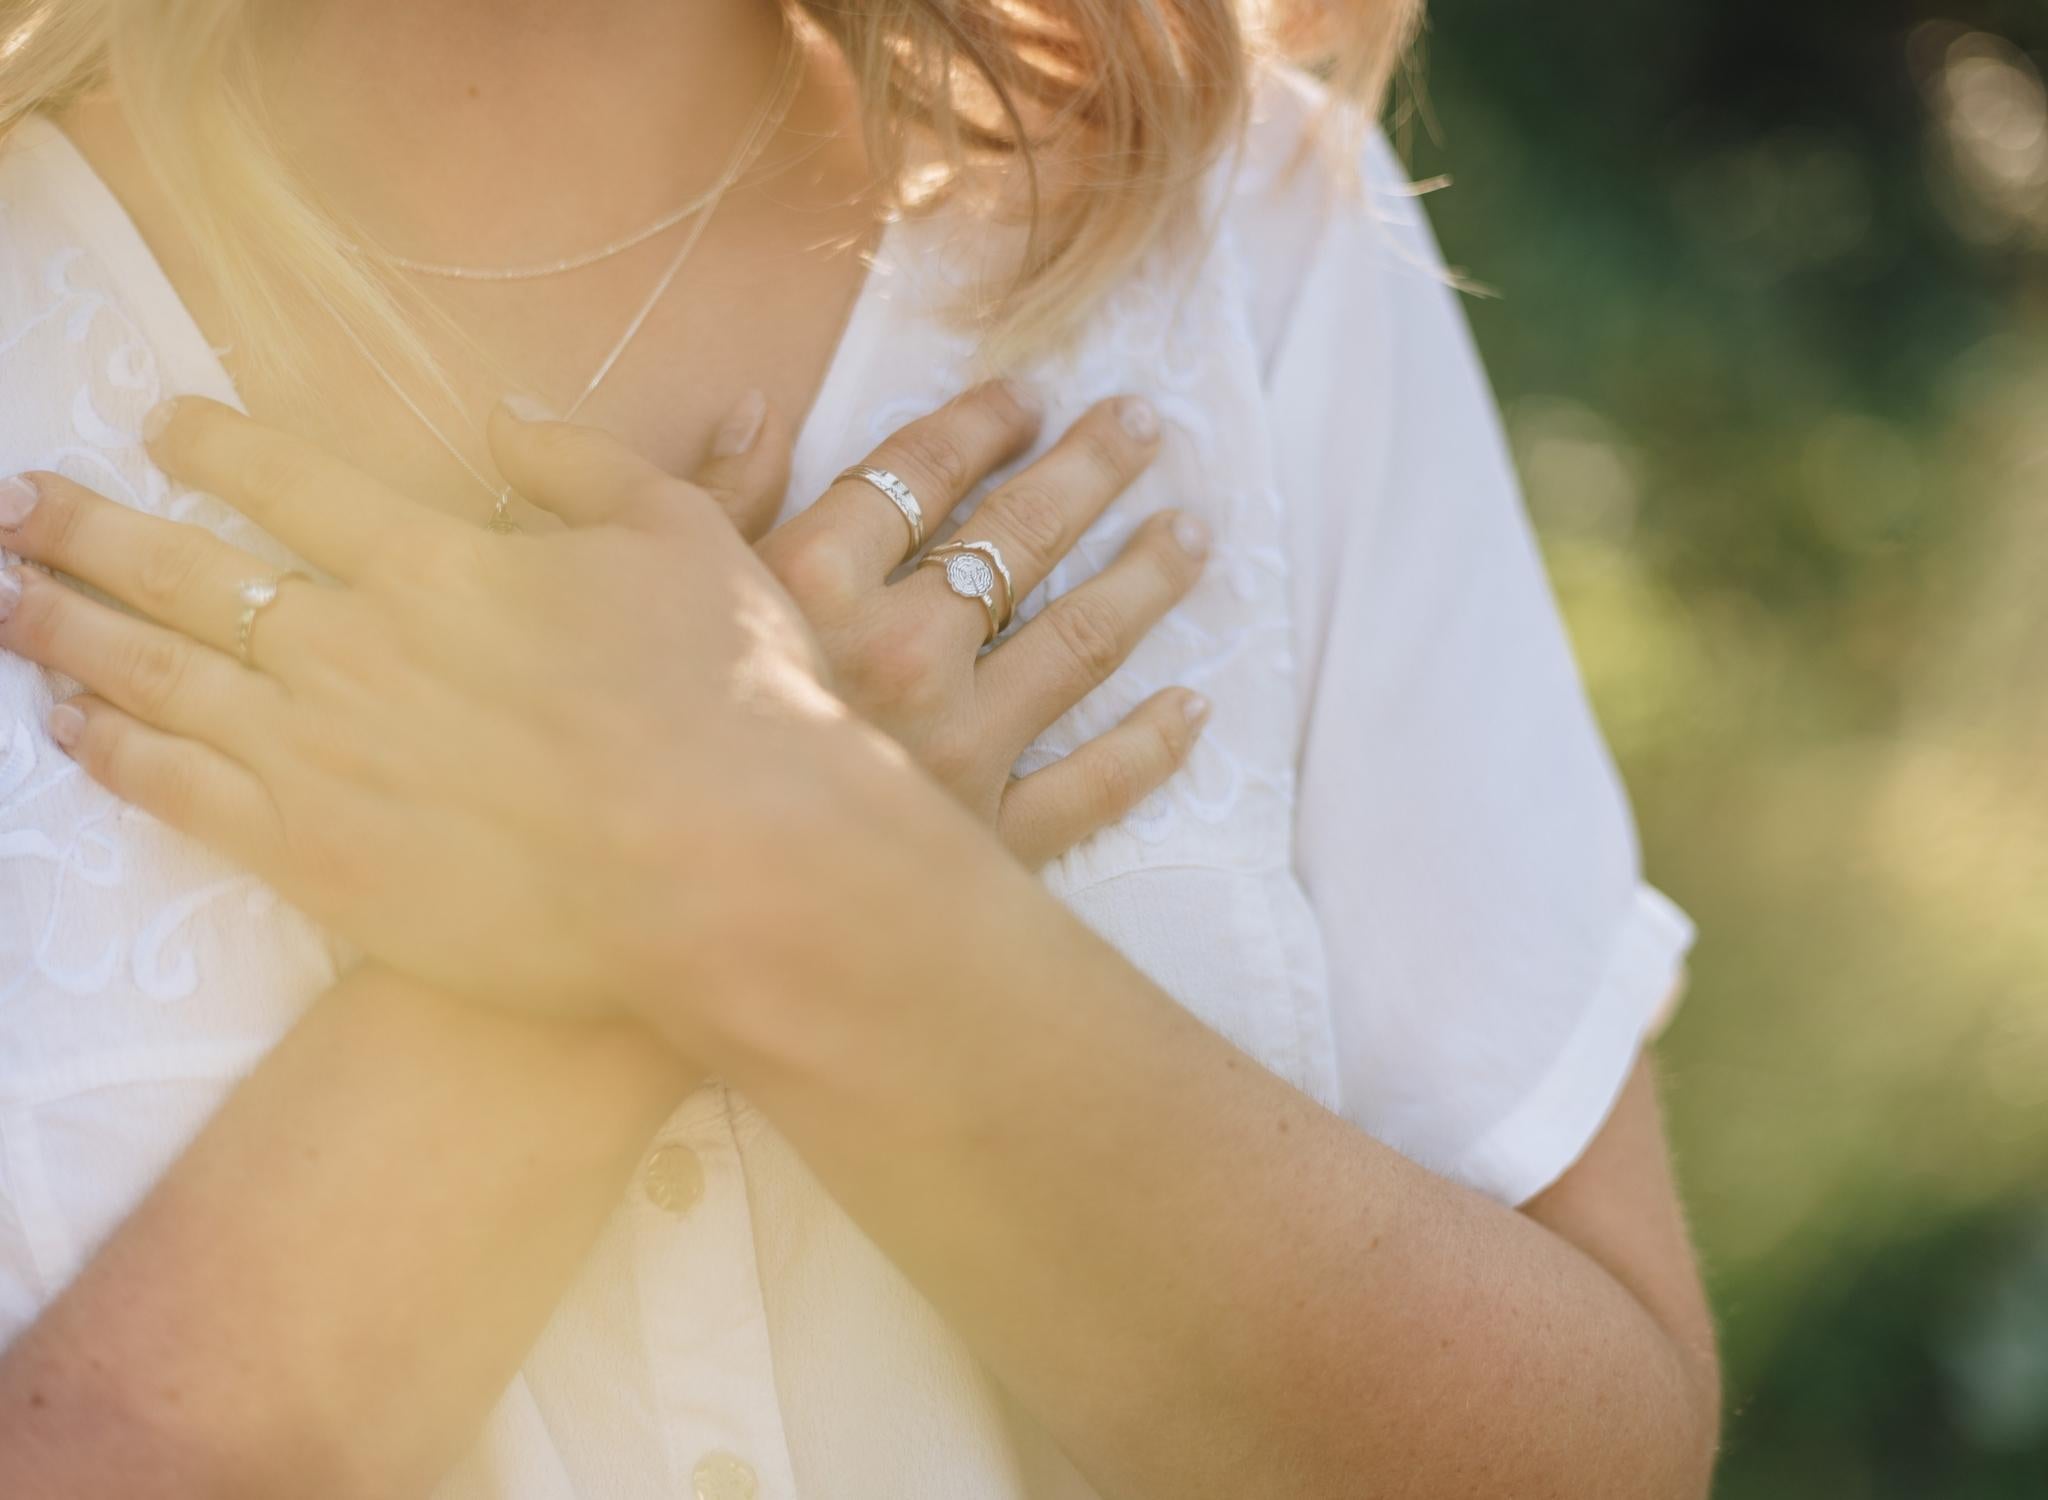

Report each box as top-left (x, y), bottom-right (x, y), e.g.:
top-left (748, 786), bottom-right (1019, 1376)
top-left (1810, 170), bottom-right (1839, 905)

top-left (1261, 117), bottom-right (1694, 1205)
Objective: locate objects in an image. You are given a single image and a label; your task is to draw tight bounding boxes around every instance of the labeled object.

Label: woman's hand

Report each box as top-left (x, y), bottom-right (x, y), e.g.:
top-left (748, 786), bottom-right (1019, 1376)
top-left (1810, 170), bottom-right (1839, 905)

top-left (704, 382), bottom-right (1211, 867)
top-left (0, 388), bottom-right (1204, 1013)
top-left (0, 400), bottom-right (902, 1017)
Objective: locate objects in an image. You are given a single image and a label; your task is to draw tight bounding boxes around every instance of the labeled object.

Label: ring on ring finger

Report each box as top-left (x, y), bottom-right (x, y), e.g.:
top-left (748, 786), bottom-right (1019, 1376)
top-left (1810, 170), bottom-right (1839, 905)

top-left (921, 538), bottom-right (1015, 645)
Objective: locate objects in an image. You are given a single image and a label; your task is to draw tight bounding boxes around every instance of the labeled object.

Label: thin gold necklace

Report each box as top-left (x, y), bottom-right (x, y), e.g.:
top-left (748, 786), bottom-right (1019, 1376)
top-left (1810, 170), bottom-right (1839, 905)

top-left (330, 33), bottom-right (803, 529)
top-left (379, 186), bottom-right (734, 283)
top-left (350, 36), bottom-right (797, 283)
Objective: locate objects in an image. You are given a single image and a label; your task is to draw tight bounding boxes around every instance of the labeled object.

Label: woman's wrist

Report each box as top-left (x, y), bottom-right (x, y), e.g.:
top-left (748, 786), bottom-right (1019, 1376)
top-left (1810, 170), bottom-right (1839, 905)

top-left (625, 713), bottom-right (1035, 1073)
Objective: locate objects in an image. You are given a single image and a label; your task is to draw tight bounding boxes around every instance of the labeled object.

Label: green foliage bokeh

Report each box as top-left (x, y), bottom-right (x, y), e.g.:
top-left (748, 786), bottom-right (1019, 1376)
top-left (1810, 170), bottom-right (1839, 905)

top-left (1413, 3), bottom-right (2048, 1492)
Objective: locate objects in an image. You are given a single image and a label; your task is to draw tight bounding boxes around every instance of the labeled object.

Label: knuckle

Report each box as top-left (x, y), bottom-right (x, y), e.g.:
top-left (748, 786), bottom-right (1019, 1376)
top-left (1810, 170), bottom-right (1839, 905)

top-left (132, 528), bottom-right (211, 615)
top-left (1084, 747), bottom-right (1141, 820)
top-left (121, 631), bottom-right (191, 712)
top-left (144, 399), bottom-right (200, 466)
top-left (919, 720), bottom-right (980, 784)
top-left (888, 427), bottom-right (970, 495)
top-left (87, 719), bottom-right (192, 828)
top-left (61, 708), bottom-right (104, 775)
top-left (288, 815), bottom-right (371, 905)
top-left (139, 747), bottom-right (197, 827)
top-left (858, 616), bottom-right (944, 702)
top-left (1048, 594), bottom-right (1128, 682)
top-left (992, 482), bottom-right (1068, 562)
top-left (962, 380), bottom-right (1036, 438)
top-left (76, 715), bottom-right (127, 791)
top-left (1143, 716), bottom-right (1186, 773)
top-left (1071, 425), bottom-right (1132, 490)
top-left (765, 529), bottom-right (857, 607)
top-left (33, 479), bottom-right (88, 558)
top-left (8, 572), bottom-right (62, 652)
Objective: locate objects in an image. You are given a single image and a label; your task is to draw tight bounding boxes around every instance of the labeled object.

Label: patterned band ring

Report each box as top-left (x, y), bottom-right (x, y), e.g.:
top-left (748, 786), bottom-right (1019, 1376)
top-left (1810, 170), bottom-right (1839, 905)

top-left (836, 464), bottom-right (925, 563)
top-left (234, 570), bottom-right (308, 670)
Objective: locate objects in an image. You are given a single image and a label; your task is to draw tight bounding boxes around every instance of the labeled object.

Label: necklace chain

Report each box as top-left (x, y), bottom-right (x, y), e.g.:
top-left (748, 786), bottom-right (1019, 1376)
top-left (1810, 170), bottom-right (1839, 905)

top-left (352, 38), bottom-right (795, 284)
top-left (334, 29), bottom-right (803, 528)
top-left (379, 187), bottom-right (731, 283)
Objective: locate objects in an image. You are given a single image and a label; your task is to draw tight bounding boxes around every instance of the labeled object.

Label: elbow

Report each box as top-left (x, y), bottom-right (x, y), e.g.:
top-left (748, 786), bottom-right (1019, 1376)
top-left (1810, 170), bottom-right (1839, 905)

top-left (1690, 1362), bottom-right (1725, 1499)
top-left (1663, 1324), bottom-right (1725, 1500)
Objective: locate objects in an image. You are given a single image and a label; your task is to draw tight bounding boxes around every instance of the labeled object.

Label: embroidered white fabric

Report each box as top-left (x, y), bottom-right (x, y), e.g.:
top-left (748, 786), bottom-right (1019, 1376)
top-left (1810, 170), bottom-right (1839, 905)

top-left (0, 70), bottom-right (1693, 1499)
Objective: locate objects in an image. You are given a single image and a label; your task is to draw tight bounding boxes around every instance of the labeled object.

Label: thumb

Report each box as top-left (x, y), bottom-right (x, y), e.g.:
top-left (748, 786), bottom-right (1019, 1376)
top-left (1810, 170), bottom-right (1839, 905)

top-left (693, 388), bottom-right (792, 543)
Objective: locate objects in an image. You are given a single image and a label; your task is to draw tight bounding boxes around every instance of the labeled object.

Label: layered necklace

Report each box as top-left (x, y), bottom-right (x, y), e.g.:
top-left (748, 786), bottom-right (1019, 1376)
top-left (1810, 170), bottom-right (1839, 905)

top-left (335, 27), bottom-right (804, 529)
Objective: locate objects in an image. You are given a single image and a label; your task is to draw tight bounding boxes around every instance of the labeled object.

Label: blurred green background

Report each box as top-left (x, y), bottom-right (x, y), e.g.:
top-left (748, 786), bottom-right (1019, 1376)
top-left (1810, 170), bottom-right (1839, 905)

top-left (1407, 2), bottom-right (2048, 1493)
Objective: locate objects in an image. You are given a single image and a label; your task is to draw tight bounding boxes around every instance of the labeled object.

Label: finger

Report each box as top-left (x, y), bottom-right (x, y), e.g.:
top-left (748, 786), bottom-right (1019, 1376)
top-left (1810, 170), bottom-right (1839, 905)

top-left (487, 402), bottom-right (715, 533)
top-left (1, 472), bottom-right (311, 657)
top-left (0, 563), bottom-right (282, 753)
top-left (977, 508), bottom-right (1209, 745)
top-left (764, 381), bottom-right (1042, 598)
top-left (914, 395), bottom-right (1161, 646)
top-left (144, 397), bottom-right (443, 580)
top-left (693, 389), bottom-right (793, 542)
top-left (997, 688), bottom-right (1210, 869)
top-left (46, 694), bottom-right (285, 872)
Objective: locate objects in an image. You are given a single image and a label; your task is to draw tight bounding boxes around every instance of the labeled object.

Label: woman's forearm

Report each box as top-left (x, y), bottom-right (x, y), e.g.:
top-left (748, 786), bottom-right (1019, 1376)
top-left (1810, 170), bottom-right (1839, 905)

top-left (0, 967), bottom-right (695, 1500)
top-left (693, 803), bottom-right (1719, 1500)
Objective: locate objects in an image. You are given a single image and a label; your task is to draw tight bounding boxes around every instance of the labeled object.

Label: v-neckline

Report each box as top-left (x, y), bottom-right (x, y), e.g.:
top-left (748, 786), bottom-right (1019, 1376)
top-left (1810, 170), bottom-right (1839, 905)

top-left (16, 112), bottom-right (900, 518)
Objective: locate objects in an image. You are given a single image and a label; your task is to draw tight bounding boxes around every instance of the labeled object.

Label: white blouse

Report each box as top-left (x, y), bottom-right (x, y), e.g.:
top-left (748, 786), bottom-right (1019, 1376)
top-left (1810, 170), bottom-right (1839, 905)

top-left (0, 71), bottom-right (1693, 1500)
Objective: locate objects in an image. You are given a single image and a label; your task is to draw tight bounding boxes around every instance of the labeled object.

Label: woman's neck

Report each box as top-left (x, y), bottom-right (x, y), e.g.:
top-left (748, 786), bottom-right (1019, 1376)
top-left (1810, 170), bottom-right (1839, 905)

top-left (268, 0), bottom-right (796, 264)
top-left (52, 0), bottom-right (881, 517)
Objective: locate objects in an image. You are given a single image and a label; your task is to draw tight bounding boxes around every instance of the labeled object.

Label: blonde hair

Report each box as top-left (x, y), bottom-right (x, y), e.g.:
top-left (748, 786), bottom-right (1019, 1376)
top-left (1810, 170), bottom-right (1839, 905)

top-left (0, 0), bottom-right (1418, 392)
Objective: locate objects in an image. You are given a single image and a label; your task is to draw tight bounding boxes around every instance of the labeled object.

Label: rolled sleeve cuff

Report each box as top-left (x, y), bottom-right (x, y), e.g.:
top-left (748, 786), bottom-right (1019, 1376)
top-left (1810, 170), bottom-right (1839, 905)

top-left (1451, 885), bottom-right (1696, 1206)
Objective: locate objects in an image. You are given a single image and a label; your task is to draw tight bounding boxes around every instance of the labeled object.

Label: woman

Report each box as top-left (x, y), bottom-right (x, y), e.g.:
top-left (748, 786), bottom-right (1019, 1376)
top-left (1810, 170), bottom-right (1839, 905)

top-left (0, 2), bottom-right (1719, 1497)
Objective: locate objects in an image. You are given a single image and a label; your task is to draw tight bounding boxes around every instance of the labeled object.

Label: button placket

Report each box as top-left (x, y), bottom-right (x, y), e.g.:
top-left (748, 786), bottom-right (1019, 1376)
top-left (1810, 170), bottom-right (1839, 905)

top-left (634, 1087), bottom-right (800, 1500)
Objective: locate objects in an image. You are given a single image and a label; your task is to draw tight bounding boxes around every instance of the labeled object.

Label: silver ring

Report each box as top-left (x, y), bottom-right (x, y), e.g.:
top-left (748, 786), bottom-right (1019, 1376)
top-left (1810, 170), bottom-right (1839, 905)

top-left (920, 539), bottom-right (1016, 645)
top-left (836, 464), bottom-right (924, 562)
top-left (234, 571), bottom-right (306, 669)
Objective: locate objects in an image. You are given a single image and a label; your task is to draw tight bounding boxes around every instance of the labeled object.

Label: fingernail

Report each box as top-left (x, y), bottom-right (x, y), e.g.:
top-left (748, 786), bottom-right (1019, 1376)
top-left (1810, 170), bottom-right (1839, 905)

top-left (48, 701), bottom-right (85, 750)
top-left (0, 474), bottom-right (37, 529)
top-left (1182, 692), bottom-right (1211, 728)
top-left (498, 392), bottom-right (557, 424)
top-left (1118, 396), bottom-right (1160, 443)
top-left (0, 566), bottom-right (19, 622)
top-left (142, 399), bottom-right (177, 444)
top-left (712, 388), bottom-right (768, 457)
top-left (999, 379), bottom-right (1044, 420)
top-left (1171, 512), bottom-right (1210, 558)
